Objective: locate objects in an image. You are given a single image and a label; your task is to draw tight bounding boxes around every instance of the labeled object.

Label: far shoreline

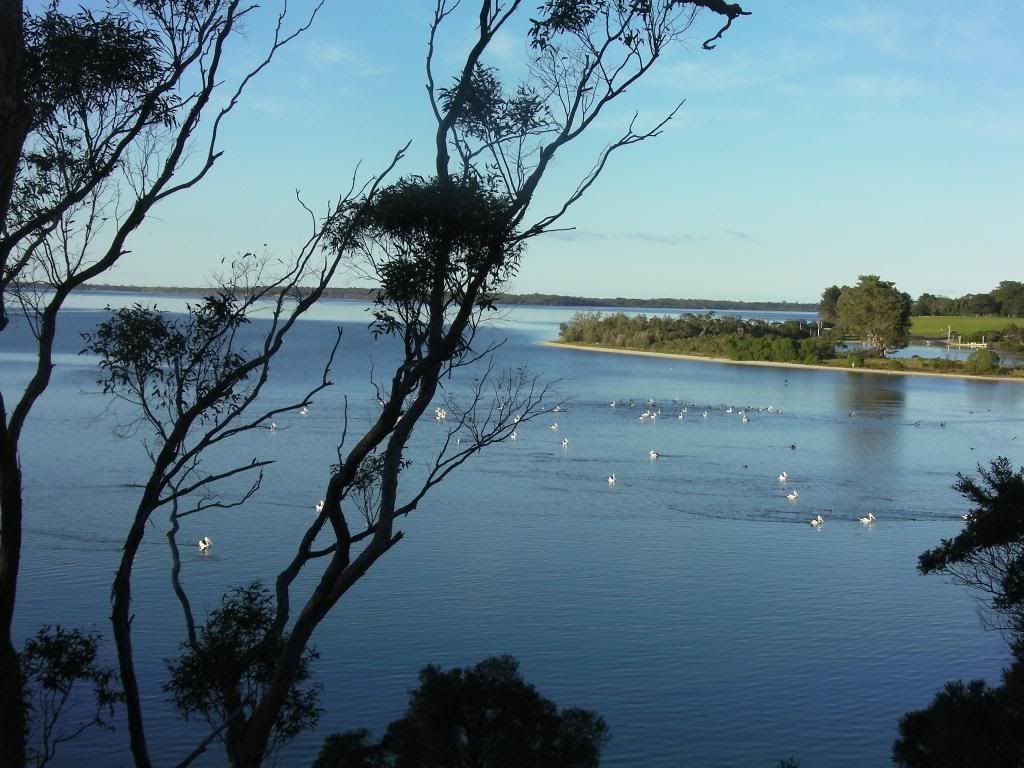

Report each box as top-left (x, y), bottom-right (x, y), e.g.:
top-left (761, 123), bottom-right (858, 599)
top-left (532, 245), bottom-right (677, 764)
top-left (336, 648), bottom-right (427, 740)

top-left (542, 341), bottom-right (1024, 384)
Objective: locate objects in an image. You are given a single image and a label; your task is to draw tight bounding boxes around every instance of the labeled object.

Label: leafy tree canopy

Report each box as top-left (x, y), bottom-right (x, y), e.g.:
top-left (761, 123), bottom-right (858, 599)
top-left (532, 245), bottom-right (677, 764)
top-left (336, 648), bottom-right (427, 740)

top-left (818, 285), bottom-right (842, 325)
top-left (835, 275), bottom-right (911, 354)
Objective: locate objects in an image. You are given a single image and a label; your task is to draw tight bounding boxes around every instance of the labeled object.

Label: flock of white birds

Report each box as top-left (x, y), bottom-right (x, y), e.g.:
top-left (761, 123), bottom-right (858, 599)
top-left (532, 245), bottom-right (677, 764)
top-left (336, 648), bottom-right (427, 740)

top-left (509, 396), bottom-right (886, 530)
top-left (197, 394), bottom-right (895, 551)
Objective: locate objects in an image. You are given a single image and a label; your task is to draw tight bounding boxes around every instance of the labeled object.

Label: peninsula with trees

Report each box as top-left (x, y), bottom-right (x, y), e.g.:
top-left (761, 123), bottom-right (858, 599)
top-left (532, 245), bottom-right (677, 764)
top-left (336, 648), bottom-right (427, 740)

top-left (554, 276), bottom-right (1024, 380)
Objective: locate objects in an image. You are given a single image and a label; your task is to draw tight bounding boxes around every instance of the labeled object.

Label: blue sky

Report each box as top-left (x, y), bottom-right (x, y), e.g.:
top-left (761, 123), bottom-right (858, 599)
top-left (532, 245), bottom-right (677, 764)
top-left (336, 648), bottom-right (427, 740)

top-left (114, 1), bottom-right (1024, 303)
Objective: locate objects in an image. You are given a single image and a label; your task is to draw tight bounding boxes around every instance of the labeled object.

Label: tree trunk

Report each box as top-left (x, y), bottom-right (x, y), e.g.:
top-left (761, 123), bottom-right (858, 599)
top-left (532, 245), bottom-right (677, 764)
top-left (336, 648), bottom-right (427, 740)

top-left (111, 554), bottom-right (153, 768)
top-left (0, 0), bottom-right (29, 332)
top-left (0, 432), bottom-right (27, 768)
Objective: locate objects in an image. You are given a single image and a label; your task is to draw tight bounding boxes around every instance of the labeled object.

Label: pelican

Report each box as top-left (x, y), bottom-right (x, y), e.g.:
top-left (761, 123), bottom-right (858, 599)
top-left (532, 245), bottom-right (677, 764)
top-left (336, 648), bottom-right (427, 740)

top-left (610, 401), bottom-right (617, 407)
top-left (858, 513), bottom-right (876, 524)
top-left (778, 471), bottom-right (789, 483)
top-left (786, 490), bottom-right (799, 501)
top-left (510, 431), bottom-right (517, 441)
top-left (198, 536), bottom-right (213, 551)
top-left (553, 405), bottom-right (563, 413)
top-left (561, 437), bottom-right (569, 447)
top-left (315, 500), bottom-right (324, 514)
top-left (607, 473), bottom-right (616, 485)
top-left (269, 422), bottom-right (277, 431)
top-left (299, 406), bottom-right (309, 416)
top-left (513, 414), bottom-right (521, 423)
top-left (741, 413), bottom-right (749, 423)
top-left (549, 422), bottom-right (559, 430)
top-left (809, 514), bottom-right (824, 527)
top-left (649, 450), bottom-right (660, 459)
top-left (678, 411), bottom-right (684, 420)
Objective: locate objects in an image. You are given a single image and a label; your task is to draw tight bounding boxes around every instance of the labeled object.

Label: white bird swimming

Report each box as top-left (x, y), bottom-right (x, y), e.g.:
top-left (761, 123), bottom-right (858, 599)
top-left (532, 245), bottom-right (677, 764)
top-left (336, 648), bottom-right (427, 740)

top-left (607, 473), bottom-right (616, 485)
top-left (786, 490), bottom-right (799, 501)
top-left (198, 536), bottom-right (213, 551)
top-left (649, 450), bottom-right (660, 459)
top-left (809, 514), bottom-right (824, 527)
top-left (961, 512), bottom-right (974, 522)
top-left (858, 513), bottom-right (876, 524)
top-left (510, 431), bottom-right (517, 440)
top-left (549, 422), bottom-right (559, 430)
top-left (315, 500), bottom-right (324, 514)
top-left (299, 406), bottom-right (309, 416)
top-left (561, 437), bottom-right (569, 447)
top-left (778, 471), bottom-right (789, 483)
top-left (269, 422), bottom-right (277, 431)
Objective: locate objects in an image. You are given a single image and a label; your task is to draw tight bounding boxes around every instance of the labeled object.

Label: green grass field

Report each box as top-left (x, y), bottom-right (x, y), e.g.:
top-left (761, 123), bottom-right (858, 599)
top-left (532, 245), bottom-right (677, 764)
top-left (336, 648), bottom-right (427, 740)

top-left (911, 315), bottom-right (1024, 338)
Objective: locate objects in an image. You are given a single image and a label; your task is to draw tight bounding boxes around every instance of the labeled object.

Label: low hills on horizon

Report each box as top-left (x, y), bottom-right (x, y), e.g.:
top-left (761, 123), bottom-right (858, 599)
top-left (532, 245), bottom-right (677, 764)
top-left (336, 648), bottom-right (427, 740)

top-left (77, 283), bottom-right (817, 313)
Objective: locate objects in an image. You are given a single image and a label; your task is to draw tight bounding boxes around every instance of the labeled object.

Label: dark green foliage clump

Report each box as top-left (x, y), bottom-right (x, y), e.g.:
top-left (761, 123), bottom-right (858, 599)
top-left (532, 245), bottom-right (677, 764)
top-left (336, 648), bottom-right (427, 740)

top-left (82, 293), bottom-right (253, 421)
top-left (314, 655), bottom-right (608, 768)
top-left (893, 648), bottom-right (1024, 768)
top-left (166, 583), bottom-right (321, 751)
top-left (913, 281), bottom-right (1024, 318)
top-left (835, 275), bottom-right (912, 354)
top-left (21, 626), bottom-right (123, 766)
top-left (964, 349), bottom-right (1001, 375)
top-left (897, 458), bottom-right (1024, 766)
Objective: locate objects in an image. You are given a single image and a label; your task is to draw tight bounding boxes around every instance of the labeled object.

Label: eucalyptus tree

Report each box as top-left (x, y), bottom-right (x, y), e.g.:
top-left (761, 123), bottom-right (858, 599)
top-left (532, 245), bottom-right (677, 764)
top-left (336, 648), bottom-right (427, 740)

top-left (0, 0), bottom-right (322, 762)
top-left (211, 2), bottom-right (748, 765)
top-left (22, 0), bottom-right (752, 765)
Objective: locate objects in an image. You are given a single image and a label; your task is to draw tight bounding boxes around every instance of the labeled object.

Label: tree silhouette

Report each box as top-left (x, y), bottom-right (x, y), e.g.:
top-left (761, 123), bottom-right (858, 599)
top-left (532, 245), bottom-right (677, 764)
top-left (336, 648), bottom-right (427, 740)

top-left (313, 655), bottom-right (608, 768)
top-left (10, 1), bottom-right (751, 765)
top-left (0, 0), bottom-right (322, 762)
top-left (897, 459), bottom-right (1024, 767)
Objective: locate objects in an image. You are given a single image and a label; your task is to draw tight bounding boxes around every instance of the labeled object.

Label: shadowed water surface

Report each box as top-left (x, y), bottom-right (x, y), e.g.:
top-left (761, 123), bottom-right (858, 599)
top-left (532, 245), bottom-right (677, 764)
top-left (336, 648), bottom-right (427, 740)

top-left (4, 294), bottom-right (1023, 767)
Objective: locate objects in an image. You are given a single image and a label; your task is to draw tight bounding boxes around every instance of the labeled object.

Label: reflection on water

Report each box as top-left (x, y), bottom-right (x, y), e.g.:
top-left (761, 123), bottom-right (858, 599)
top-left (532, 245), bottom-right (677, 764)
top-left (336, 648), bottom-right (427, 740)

top-left (3, 295), bottom-right (1024, 768)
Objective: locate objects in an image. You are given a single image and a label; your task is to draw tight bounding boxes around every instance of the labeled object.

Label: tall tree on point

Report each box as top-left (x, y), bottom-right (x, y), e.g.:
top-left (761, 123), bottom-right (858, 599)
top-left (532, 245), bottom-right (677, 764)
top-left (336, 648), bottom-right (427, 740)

top-left (835, 274), bottom-right (912, 355)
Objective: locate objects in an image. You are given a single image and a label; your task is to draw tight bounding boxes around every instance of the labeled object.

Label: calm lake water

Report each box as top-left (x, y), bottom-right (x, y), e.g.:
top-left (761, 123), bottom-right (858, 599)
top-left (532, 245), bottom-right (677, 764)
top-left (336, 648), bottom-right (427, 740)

top-left (4, 293), bottom-right (1024, 767)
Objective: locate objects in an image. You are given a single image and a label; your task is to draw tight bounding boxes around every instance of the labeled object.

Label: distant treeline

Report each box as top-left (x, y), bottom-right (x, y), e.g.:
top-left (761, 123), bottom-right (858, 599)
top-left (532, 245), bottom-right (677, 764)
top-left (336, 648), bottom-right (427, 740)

top-left (500, 292), bottom-right (816, 311)
top-left (913, 281), bottom-right (1024, 317)
top-left (558, 311), bottom-right (838, 364)
top-left (78, 284), bottom-right (817, 312)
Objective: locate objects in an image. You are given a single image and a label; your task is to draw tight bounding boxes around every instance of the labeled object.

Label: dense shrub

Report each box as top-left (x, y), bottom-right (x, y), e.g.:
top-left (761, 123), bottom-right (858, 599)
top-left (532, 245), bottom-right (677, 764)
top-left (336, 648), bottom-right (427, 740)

top-left (964, 349), bottom-right (1001, 374)
top-left (558, 312), bottom-right (835, 364)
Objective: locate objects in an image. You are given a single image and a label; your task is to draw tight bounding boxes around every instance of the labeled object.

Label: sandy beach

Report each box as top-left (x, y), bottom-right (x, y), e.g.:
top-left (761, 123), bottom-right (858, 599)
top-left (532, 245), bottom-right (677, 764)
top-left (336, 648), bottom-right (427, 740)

top-left (542, 341), bottom-right (1024, 384)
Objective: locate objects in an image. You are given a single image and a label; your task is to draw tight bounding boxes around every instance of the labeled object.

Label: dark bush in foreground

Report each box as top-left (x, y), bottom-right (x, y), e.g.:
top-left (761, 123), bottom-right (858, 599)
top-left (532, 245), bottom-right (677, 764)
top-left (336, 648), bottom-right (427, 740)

top-left (893, 651), bottom-right (1024, 768)
top-left (314, 655), bottom-right (608, 768)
